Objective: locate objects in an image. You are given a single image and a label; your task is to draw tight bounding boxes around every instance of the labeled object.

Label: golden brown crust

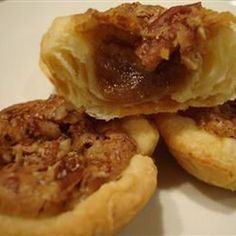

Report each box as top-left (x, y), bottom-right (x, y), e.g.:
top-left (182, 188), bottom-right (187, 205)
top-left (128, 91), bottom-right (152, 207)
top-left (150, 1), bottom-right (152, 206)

top-left (155, 113), bottom-right (236, 191)
top-left (40, 2), bottom-right (236, 119)
top-left (0, 154), bottom-right (157, 236)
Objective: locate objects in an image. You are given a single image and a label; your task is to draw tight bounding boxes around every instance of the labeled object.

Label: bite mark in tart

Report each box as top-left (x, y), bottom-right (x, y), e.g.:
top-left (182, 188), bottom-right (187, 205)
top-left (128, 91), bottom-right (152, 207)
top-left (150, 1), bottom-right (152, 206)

top-left (0, 95), bottom-right (158, 236)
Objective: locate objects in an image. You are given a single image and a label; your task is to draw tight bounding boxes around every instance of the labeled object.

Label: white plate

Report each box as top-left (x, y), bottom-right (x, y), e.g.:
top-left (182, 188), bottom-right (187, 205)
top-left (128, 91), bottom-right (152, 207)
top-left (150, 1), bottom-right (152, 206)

top-left (0, 1), bottom-right (235, 235)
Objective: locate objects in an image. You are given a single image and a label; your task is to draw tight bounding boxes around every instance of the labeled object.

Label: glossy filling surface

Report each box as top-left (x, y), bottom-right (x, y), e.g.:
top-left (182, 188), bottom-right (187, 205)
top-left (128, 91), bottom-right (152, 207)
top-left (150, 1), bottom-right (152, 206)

top-left (94, 33), bottom-right (189, 103)
top-left (182, 100), bottom-right (236, 138)
top-left (78, 2), bottom-right (235, 105)
top-left (0, 96), bottom-right (136, 218)
top-left (83, 3), bottom-right (207, 104)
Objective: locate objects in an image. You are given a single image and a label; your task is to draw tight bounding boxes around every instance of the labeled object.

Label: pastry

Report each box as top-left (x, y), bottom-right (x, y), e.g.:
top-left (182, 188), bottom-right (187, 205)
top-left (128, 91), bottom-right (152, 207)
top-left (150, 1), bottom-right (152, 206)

top-left (0, 95), bottom-right (159, 235)
top-left (40, 2), bottom-right (236, 119)
top-left (155, 100), bottom-right (236, 190)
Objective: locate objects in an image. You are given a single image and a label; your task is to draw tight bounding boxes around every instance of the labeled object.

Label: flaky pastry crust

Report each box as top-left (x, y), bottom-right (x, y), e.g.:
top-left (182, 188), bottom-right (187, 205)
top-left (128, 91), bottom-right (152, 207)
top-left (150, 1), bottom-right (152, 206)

top-left (40, 2), bottom-right (236, 119)
top-left (155, 113), bottom-right (236, 190)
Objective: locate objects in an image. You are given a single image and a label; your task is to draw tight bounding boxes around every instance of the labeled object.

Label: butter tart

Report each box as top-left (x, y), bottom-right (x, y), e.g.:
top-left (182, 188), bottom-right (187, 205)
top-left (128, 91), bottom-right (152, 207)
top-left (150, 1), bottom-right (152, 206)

top-left (41, 2), bottom-right (236, 119)
top-left (0, 95), bottom-right (159, 235)
top-left (155, 100), bottom-right (236, 190)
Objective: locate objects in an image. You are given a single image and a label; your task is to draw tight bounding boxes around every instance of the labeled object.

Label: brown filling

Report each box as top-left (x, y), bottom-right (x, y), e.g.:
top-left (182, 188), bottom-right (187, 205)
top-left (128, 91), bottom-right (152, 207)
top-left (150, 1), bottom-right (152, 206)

top-left (0, 95), bottom-right (137, 218)
top-left (80, 2), bottom-right (234, 105)
top-left (82, 3), bottom-right (210, 104)
top-left (95, 35), bottom-right (189, 103)
top-left (182, 100), bottom-right (236, 138)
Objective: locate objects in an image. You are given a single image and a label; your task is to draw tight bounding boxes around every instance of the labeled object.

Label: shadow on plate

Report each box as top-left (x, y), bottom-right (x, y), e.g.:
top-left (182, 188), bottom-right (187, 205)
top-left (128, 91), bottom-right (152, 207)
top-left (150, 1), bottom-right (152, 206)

top-left (156, 138), bottom-right (236, 213)
top-left (121, 139), bottom-right (185, 236)
top-left (120, 193), bottom-right (164, 236)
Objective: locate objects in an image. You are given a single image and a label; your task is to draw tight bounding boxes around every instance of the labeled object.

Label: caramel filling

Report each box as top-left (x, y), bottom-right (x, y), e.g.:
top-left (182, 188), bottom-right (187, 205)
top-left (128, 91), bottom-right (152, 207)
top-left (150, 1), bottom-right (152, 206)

top-left (82, 3), bottom-right (211, 104)
top-left (95, 35), bottom-right (189, 103)
top-left (0, 96), bottom-right (136, 218)
top-left (79, 2), bottom-right (234, 105)
top-left (182, 101), bottom-right (236, 138)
